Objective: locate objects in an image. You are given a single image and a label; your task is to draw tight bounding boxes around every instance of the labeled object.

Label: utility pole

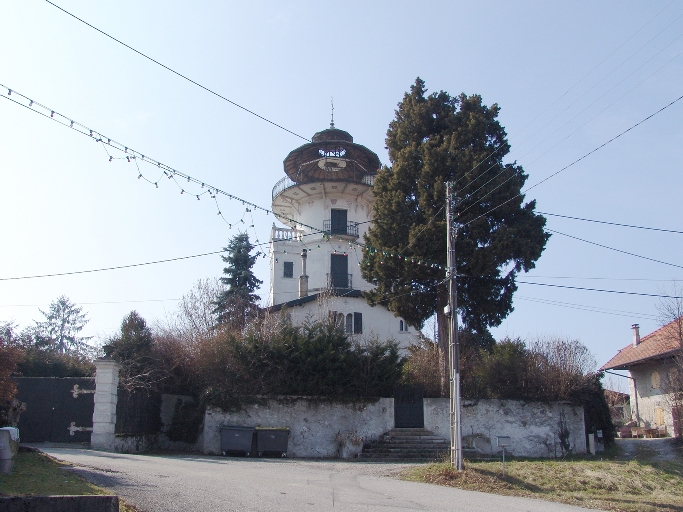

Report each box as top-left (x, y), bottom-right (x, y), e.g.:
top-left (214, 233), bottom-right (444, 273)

top-left (446, 181), bottom-right (463, 470)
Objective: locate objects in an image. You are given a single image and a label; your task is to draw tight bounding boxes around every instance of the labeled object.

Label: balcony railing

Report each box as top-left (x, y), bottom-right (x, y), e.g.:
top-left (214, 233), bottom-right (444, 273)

top-left (327, 273), bottom-right (353, 292)
top-left (272, 174), bottom-right (375, 200)
top-left (323, 220), bottom-right (359, 238)
top-left (271, 226), bottom-right (303, 241)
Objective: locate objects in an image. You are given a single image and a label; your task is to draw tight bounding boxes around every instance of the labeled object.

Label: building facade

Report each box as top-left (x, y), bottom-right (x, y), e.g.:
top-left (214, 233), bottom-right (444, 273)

top-left (601, 323), bottom-right (683, 437)
top-left (268, 124), bottom-right (417, 347)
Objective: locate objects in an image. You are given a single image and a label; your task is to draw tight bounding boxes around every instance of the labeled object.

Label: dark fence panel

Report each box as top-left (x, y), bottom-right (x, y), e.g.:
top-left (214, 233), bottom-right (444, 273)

top-left (115, 388), bottom-right (162, 435)
top-left (14, 377), bottom-right (95, 443)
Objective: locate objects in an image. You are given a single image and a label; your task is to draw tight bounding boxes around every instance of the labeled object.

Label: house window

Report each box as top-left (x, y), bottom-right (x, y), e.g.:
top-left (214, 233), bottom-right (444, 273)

top-left (283, 261), bottom-right (294, 278)
top-left (346, 314), bottom-right (353, 334)
top-left (651, 371), bottom-right (661, 390)
top-left (399, 320), bottom-right (409, 332)
top-left (400, 320), bottom-right (404, 331)
top-left (354, 312), bottom-right (362, 334)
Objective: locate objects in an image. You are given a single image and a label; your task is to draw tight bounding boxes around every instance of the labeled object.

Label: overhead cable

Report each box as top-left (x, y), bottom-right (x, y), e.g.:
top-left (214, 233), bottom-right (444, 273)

top-left (44, 0), bottom-right (310, 142)
top-left (459, 92), bottom-right (683, 228)
top-left (547, 229), bottom-right (683, 270)
top-left (539, 212), bottom-right (683, 234)
top-left (517, 281), bottom-right (682, 298)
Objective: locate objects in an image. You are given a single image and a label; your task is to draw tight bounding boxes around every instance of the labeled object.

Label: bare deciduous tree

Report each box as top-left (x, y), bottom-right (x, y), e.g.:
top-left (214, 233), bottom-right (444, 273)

top-left (656, 280), bottom-right (683, 436)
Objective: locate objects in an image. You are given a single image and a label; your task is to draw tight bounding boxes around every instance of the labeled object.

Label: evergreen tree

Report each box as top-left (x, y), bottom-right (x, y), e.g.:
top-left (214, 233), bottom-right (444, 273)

top-left (103, 311), bottom-right (157, 389)
top-left (362, 78), bottom-right (549, 350)
top-left (34, 296), bottom-right (91, 353)
top-left (213, 233), bottom-right (262, 329)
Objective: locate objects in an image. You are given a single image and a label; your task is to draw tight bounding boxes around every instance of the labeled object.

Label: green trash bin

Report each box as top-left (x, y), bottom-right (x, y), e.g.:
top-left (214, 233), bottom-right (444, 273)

top-left (219, 426), bottom-right (255, 457)
top-left (255, 427), bottom-right (290, 457)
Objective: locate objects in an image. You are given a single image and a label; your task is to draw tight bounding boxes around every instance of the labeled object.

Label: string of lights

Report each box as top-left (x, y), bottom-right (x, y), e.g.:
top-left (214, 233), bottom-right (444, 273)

top-left (3, 82), bottom-right (681, 297)
top-left (44, 1), bottom-right (310, 142)
top-left (0, 84), bottom-right (322, 242)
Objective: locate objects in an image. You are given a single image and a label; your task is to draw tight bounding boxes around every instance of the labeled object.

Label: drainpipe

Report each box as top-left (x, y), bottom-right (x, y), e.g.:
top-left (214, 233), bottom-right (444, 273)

top-left (298, 249), bottom-right (308, 298)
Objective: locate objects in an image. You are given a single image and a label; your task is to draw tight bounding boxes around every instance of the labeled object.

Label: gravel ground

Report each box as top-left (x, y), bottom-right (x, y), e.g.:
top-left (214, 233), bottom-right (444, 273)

top-left (35, 445), bottom-right (599, 512)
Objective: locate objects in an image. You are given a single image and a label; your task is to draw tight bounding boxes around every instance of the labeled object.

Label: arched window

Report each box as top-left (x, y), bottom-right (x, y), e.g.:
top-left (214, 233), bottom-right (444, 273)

top-left (399, 320), bottom-right (404, 331)
top-left (346, 314), bottom-right (353, 334)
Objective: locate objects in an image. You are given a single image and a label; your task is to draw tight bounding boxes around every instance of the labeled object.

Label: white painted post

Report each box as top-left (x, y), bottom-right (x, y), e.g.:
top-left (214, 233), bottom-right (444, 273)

top-left (91, 358), bottom-right (121, 450)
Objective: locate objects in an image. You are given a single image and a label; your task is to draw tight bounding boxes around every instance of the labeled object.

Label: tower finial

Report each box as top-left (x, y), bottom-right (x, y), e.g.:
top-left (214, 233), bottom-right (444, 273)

top-left (330, 97), bottom-right (335, 128)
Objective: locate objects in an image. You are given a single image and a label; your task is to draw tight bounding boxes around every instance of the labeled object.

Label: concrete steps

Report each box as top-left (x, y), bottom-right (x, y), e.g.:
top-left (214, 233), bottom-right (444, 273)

top-left (357, 428), bottom-right (452, 463)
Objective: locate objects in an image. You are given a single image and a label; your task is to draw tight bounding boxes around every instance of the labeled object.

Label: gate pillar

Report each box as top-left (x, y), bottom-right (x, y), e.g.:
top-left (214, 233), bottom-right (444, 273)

top-left (91, 358), bottom-right (121, 450)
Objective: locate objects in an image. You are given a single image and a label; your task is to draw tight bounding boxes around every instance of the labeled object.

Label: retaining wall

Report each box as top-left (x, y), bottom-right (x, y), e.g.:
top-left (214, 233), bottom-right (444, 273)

top-left (424, 398), bottom-right (587, 457)
top-left (203, 397), bottom-right (394, 458)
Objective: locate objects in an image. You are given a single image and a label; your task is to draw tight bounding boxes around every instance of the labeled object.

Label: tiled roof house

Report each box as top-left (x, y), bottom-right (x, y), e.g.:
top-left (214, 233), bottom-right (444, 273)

top-left (601, 322), bottom-right (682, 437)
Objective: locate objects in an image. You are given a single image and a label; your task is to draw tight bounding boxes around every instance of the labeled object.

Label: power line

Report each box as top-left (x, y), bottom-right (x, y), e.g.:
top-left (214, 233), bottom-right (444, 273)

top-left (460, 92), bottom-right (683, 228)
top-left (516, 295), bottom-right (660, 320)
top-left (455, 4), bottom-right (681, 194)
top-left (540, 212), bottom-right (683, 234)
top-left (0, 298), bottom-right (180, 307)
top-left (44, 1), bottom-right (310, 142)
top-left (547, 229), bottom-right (683, 270)
top-left (517, 281), bottom-right (682, 298)
top-left (0, 250), bottom-right (222, 281)
top-left (522, 274), bottom-right (679, 283)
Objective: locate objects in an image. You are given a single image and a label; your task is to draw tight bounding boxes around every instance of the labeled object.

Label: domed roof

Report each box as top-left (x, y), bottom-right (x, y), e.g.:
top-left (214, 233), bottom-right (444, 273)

top-left (283, 126), bottom-right (380, 184)
top-left (311, 128), bottom-right (353, 143)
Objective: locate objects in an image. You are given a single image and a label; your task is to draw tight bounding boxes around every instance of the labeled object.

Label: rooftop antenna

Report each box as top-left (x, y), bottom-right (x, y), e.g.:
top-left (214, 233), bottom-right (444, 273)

top-left (330, 97), bottom-right (335, 128)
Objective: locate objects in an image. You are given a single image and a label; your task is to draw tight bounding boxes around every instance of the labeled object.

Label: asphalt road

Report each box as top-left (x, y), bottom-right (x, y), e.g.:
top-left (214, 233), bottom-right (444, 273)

top-left (38, 446), bottom-right (597, 512)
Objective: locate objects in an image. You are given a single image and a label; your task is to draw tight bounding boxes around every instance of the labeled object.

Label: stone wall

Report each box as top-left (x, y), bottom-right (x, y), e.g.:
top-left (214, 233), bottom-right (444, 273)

top-left (203, 397), bottom-right (586, 458)
top-left (424, 398), bottom-right (587, 457)
top-left (203, 397), bottom-right (394, 458)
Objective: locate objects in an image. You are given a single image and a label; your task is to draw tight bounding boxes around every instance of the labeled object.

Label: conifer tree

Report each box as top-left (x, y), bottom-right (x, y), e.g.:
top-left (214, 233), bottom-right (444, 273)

top-left (362, 78), bottom-right (549, 351)
top-left (34, 296), bottom-right (91, 353)
top-left (213, 233), bottom-right (262, 329)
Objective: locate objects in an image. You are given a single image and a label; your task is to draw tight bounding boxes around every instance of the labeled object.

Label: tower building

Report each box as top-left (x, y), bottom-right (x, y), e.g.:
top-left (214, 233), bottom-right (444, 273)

top-left (268, 124), bottom-right (416, 347)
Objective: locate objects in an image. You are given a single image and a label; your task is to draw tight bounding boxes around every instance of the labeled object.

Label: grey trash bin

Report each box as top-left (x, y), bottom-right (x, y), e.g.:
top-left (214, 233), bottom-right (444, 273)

top-left (255, 427), bottom-right (290, 457)
top-left (0, 430), bottom-right (17, 460)
top-left (219, 426), bottom-right (255, 456)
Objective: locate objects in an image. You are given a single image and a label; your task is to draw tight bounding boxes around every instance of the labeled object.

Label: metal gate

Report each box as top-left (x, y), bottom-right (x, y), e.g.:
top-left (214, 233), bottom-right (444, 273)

top-left (394, 385), bottom-right (424, 428)
top-left (14, 377), bottom-right (95, 443)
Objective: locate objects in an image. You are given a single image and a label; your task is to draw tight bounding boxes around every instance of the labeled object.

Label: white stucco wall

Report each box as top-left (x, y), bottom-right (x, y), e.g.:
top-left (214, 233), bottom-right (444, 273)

top-left (282, 295), bottom-right (418, 350)
top-left (629, 361), bottom-right (677, 435)
top-left (203, 398), bottom-right (394, 458)
top-left (424, 398), bottom-right (587, 457)
top-left (202, 397), bottom-right (586, 459)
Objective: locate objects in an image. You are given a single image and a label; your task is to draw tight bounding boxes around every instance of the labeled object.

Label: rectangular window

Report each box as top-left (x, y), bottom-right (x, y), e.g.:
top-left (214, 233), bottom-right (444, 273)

top-left (283, 261), bottom-right (294, 278)
top-left (330, 209), bottom-right (348, 235)
top-left (354, 312), bottom-right (363, 334)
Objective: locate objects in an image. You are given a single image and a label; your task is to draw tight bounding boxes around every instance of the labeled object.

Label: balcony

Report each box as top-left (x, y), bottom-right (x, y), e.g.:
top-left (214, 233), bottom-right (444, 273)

top-left (323, 220), bottom-right (359, 238)
top-left (327, 273), bottom-right (353, 293)
top-left (272, 174), bottom-right (375, 201)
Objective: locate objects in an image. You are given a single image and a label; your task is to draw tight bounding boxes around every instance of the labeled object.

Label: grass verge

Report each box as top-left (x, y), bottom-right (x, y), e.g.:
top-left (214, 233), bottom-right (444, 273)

top-left (0, 451), bottom-right (139, 512)
top-left (403, 457), bottom-right (683, 512)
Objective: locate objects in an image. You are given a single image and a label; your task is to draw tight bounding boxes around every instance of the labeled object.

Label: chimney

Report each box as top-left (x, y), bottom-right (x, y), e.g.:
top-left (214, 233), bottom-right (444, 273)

top-left (632, 324), bottom-right (640, 347)
top-left (298, 249), bottom-right (308, 298)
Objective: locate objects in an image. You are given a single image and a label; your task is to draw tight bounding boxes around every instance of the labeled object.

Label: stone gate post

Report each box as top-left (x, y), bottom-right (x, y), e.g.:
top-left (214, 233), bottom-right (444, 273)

top-left (91, 357), bottom-right (121, 450)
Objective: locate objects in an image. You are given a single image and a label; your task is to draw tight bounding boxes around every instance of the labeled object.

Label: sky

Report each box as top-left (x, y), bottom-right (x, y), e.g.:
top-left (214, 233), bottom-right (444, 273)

top-left (1, 1), bottom-right (682, 392)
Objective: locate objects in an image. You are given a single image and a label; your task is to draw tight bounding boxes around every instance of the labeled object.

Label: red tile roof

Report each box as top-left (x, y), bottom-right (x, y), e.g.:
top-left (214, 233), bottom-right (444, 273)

top-left (600, 320), bottom-right (683, 370)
